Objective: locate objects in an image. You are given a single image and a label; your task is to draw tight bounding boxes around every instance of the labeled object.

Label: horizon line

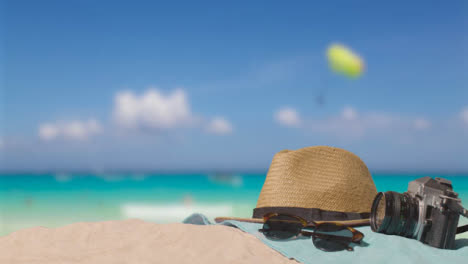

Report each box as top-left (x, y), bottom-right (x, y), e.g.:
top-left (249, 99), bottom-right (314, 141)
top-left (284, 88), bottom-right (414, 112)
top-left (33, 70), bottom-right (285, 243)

top-left (1, 169), bottom-right (468, 176)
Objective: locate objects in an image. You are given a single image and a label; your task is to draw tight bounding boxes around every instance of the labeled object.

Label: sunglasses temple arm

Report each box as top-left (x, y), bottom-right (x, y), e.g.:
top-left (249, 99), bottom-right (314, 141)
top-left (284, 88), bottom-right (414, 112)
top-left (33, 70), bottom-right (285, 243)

top-left (350, 229), bottom-right (364, 243)
top-left (300, 231), bottom-right (357, 243)
top-left (300, 230), bottom-right (314, 237)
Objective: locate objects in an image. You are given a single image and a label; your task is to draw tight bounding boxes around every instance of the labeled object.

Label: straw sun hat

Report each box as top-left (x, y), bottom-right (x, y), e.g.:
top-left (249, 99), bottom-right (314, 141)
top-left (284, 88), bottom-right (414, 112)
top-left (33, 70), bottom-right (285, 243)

top-left (215, 146), bottom-right (377, 226)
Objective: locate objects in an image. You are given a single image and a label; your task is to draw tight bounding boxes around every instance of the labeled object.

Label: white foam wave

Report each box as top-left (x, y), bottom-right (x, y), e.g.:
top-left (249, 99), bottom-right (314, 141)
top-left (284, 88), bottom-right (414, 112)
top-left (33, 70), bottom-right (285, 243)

top-left (120, 203), bottom-right (233, 223)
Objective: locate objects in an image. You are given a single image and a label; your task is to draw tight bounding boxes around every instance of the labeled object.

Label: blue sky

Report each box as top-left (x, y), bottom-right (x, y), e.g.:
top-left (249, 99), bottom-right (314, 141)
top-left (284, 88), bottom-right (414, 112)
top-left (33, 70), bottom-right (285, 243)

top-left (1, 0), bottom-right (468, 172)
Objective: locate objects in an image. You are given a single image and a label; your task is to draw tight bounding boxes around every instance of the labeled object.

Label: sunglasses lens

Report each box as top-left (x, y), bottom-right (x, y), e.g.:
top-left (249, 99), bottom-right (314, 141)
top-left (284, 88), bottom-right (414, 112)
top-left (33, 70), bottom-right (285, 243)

top-left (312, 223), bottom-right (353, 252)
top-left (262, 215), bottom-right (303, 240)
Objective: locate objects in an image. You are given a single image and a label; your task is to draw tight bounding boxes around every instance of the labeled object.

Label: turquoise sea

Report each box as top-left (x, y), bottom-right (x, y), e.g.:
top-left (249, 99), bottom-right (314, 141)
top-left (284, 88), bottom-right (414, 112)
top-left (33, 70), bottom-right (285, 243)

top-left (1, 173), bottom-right (468, 237)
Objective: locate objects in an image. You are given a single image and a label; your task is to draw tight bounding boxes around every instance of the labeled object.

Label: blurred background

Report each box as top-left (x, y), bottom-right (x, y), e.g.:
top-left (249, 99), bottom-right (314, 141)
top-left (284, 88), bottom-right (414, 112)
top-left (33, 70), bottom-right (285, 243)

top-left (1, 0), bottom-right (467, 236)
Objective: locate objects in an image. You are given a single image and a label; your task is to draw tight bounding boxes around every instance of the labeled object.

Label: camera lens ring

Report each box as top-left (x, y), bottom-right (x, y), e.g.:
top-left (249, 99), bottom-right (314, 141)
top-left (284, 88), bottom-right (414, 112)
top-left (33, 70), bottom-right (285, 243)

top-left (371, 192), bottom-right (398, 233)
top-left (371, 192), bottom-right (390, 232)
top-left (386, 192), bottom-right (401, 234)
top-left (370, 191), bottom-right (419, 237)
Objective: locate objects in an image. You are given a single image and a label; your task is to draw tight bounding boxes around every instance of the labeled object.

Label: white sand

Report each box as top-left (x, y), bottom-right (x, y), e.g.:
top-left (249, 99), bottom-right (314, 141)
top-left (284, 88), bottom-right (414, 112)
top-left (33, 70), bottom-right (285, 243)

top-left (0, 219), bottom-right (298, 264)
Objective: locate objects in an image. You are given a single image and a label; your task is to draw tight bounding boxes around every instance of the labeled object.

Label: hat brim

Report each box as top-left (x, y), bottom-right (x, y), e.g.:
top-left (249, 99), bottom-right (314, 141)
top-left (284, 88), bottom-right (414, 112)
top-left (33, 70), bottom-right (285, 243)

top-left (214, 216), bottom-right (370, 227)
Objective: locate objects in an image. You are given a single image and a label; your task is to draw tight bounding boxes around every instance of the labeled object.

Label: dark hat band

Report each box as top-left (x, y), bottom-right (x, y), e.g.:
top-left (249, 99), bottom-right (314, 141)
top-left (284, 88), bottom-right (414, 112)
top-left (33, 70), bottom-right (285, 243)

top-left (253, 206), bottom-right (370, 222)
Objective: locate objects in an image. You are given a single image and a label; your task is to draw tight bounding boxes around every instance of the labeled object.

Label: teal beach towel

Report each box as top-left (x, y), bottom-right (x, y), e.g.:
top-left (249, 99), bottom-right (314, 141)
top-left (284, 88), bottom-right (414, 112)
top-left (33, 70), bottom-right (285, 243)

top-left (183, 214), bottom-right (468, 264)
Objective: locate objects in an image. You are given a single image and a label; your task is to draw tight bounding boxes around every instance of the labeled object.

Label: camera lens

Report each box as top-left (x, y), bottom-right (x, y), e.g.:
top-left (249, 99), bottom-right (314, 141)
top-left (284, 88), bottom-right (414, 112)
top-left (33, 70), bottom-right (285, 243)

top-left (373, 193), bottom-right (387, 228)
top-left (370, 191), bottom-right (419, 237)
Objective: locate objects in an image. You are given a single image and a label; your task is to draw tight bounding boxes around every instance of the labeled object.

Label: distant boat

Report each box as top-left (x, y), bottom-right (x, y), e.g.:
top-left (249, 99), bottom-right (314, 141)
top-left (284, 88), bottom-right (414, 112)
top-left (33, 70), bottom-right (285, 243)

top-left (54, 173), bottom-right (73, 182)
top-left (208, 173), bottom-right (243, 187)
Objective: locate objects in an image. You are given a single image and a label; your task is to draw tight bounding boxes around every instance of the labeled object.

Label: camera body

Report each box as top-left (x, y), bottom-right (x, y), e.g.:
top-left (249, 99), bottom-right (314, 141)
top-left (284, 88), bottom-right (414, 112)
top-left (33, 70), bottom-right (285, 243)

top-left (406, 177), bottom-right (460, 249)
top-left (371, 176), bottom-right (467, 249)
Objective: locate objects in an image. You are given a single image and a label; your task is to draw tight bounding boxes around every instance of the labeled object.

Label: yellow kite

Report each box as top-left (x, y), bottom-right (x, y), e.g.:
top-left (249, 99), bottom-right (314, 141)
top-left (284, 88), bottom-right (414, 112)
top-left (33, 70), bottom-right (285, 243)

top-left (327, 44), bottom-right (365, 78)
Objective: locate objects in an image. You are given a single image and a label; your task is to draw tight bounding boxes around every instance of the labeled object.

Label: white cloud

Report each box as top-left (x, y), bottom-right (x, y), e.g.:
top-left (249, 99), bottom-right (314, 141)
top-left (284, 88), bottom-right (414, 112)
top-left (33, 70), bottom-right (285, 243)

top-left (207, 117), bottom-right (233, 135)
top-left (309, 107), bottom-right (367, 137)
top-left (39, 124), bottom-right (60, 140)
top-left (413, 118), bottom-right (431, 130)
top-left (306, 107), bottom-right (430, 138)
top-left (114, 88), bottom-right (193, 130)
top-left (461, 107), bottom-right (468, 125)
top-left (38, 119), bottom-right (102, 141)
top-left (342, 107), bottom-right (358, 121)
top-left (275, 107), bottom-right (301, 127)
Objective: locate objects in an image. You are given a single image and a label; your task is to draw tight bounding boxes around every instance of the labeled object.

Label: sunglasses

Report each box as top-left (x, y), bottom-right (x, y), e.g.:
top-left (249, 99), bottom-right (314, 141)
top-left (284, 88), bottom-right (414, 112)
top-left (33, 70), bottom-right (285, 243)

top-left (258, 213), bottom-right (364, 252)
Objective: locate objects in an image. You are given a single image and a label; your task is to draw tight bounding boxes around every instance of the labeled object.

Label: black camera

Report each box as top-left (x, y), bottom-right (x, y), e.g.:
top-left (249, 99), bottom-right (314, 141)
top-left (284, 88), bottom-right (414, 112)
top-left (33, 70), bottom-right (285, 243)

top-left (370, 177), bottom-right (468, 249)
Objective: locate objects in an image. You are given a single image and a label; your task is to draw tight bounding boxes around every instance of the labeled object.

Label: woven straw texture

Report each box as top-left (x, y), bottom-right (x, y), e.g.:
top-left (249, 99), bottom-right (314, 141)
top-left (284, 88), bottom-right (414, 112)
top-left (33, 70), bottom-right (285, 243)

top-left (256, 146), bottom-right (377, 213)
